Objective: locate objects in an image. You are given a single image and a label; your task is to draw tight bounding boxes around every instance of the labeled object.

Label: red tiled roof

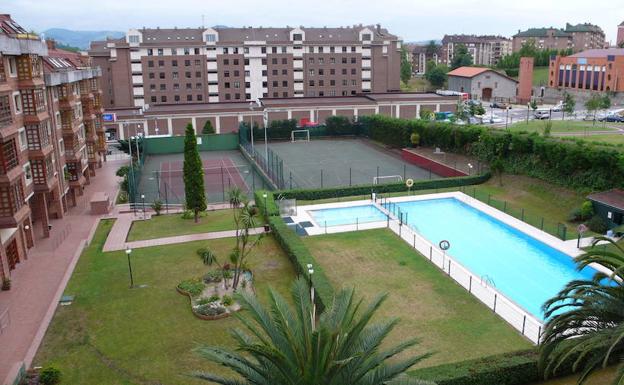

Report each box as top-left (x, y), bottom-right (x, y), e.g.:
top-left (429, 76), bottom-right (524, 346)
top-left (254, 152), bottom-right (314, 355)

top-left (447, 67), bottom-right (490, 78)
top-left (588, 189), bottom-right (624, 210)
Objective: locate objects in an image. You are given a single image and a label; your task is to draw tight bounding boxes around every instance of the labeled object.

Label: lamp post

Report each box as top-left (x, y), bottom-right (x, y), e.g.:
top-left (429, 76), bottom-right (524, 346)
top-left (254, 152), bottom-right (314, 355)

top-left (307, 263), bottom-right (315, 329)
top-left (467, 163), bottom-right (473, 176)
top-left (126, 247), bottom-right (134, 287)
top-left (249, 102), bottom-right (255, 154)
top-left (141, 194), bottom-right (146, 218)
top-left (526, 102), bottom-right (530, 125)
top-left (262, 193), bottom-right (268, 217)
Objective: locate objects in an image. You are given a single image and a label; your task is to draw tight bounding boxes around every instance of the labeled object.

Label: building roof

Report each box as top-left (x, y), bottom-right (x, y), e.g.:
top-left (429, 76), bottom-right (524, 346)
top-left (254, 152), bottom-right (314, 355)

top-left (447, 67), bottom-right (490, 78)
top-left (588, 189), bottom-right (624, 211)
top-left (43, 40), bottom-right (89, 72)
top-left (565, 23), bottom-right (604, 34)
top-left (569, 48), bottom-right (624, 58)
top-left (442, 34), bottom-right (510, 44)
top-left (514, 28), bottom-right (571, 38)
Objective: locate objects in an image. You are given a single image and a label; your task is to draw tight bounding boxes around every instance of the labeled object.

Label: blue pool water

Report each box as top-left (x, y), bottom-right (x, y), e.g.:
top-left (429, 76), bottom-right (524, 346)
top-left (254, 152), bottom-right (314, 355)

top-left (387, 198), bottom-right (597, 320)
top-left (309, 204), bottom-right (386, 227)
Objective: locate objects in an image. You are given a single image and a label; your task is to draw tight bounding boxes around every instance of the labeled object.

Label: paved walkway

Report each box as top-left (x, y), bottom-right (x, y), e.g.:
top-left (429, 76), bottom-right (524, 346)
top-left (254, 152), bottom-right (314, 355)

top-left (117, 227), bottom-right (266, 251)
top-left (0, 160), bottom-right (124, 385)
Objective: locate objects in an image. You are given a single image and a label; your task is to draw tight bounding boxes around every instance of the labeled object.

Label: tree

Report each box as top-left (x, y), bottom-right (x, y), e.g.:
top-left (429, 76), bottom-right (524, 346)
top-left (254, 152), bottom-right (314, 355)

top-left (562, 92), bottom-right (575, 120)
top-left (469, 103), bottom-right (486, 116)
top-left (425, 62), bottom-right (448, 88)
top-left (585, 94), bottom-right (603, 126)
top-left (490, 158), bottom-right (504, 186)
top-left (539, 238), bottom-right (624, 384)
top-left (530, 99), bottom-right (538, 111)
top-left (196, 248), bottom-right (229, 289)
top-left (202, 119), bottom-right (215, 135)
top-left (193, 277), bottom-right (431, 385)
top-left (230, 192), bottom-right (262, 291)
top-left (425, 40), bottom-right (439, 57)
top-left (183, 123), bottom-right (206, 222)
top-left (450, 43), bottom-right (473, 69)
top-left (400, 46), bottom-right (412, 85)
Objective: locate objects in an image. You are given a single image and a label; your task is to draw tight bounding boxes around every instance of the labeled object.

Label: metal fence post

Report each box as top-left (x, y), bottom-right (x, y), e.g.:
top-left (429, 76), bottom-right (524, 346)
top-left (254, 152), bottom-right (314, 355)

top-left (493, 294), bottom-right (498, 312)
top-left (320, 169), bottom-right (323, 188)
top-left (469, 275), bottom-right (472, 292)
top-left (522, 315), bottom-right (526, 335)
top-left (487, 194), bottom-right (491, 205)
top-left (540, 217), bottom-right (544, 230)
top-left (356, 217), bottom-right (359, 231)
top-left (403, 164), bottom-right (406, 181)
top-left (376, 166), bottom-right (379, 180)
top-left (429, 246), bottom-right (432, 260)
top-left (503, 201), bottom-right (507, 212)
top-left (289, 172), bottom-right (292, 190)
top-left (521, 208), bottom-right (525, 221)
top-left (349, 167), bottom-right (352, 186)
top-left (413, 233), bottom-right (416, 248)
top-left (221, 166), bottom-right (225, 201)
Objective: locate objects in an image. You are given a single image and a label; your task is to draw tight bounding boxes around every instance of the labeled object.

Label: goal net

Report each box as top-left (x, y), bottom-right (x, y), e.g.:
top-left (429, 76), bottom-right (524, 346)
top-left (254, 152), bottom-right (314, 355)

top-left (291, 129), bottom-right (310, 142)
top-left (373, 175), bottom-right (403, 185)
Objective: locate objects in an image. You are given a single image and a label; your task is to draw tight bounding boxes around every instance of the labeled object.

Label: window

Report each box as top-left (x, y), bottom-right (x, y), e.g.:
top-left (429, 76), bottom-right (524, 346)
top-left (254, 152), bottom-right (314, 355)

top-left (318, 58), bottom-right (324, 65)
top-left (187, 94), bottom-right (192, 101)
top-left (262, 58), bottom-right (267, 65)
top-left (234, 70), bottom-right (239, 77)
top-left (342, 57), bottom-right (347, 64)
top-left (194, 48), bottom-right (200, 54)
top-left (148, 60), bottom-right (154, 68)
top-left (272, 47), bottom-right (278, 53)
top-left (362, 33), bottom-right (371, 41)
top-left (197, 94), bottom-right (203, 101)
top-left (319, 69), bottom-right (324, 76)
top-left (309, 46), bottom-right (314, 53)
top-left (330, 79), bottom-right (335, 86)
top-left (281, 58), bottom-right (287, 64)
top-left (342, 46), bottom-right (347, 53)
top-left (160, 84), bottom-right (166, 90)
top-left (158, 60), bottom-right (164, 67)
top-left (129, 35), bottom-right (140, 43)
top-left (206, 34), bottom-right (216, 42)
top-left (342, 68), bottom-right (347, 75)
top-left (174, 95), bottom-right (180, 102)
top-left (245, 82), bottom-right (250, 88)
top-left (351, 46), bottom-right (356, 52)
top-left (147, 49), bottom-right (153, 56)
top-left (272, 81), bottom-right (278, 87)
top-left (223, 48), bottom-right (229, 54)
top-left (184, 48), bottom-right (190, 55)
top-left (330, 69), bottom-right (335, 75)
top-left (225, 94), bottom-right (231, 100)
top-left (351, 68), bottom-right (356, 75)
top-left (245, 70), bottom-right (250, 76)
top-left (161, 96), bottom-right (167, 102)
top-left (196, 83), bottom-right (202, 89)
top-left (185, 60), bottom-right (191, 66)
top-left (151, 96), bottom-right (157, 103)
top-left (1, 139), bottom-right (18, 174)
top-left (233, 47), bottom-right (239, 54)
top-left (319, 80), bottom-right (324, 86)
top-left (244, 58), bottom-right (249, 65)
top-left (351, 79), bottom-right (357, 86)
top-left (150, 84), bottom-right (156, 90)
top-left (261, 47), bottom-right (266, 54)
top-left (195, 71), bottom-right (201, 77)
top-left (244, 47), bottom-right (249, 54)
top-left (309, 80), bottom-right (315, 86)
top-left (281, 46), bottom-right (287, 53)
top-left (225, 82), bottom-right (230, 89)
top-left (172, 71), bottom-right (179, 79)
top-left (293, 33), bottom-right (302, 40)
top-left (224, 71), bottom-right (230, 77)
top-left (159, 72), bottom-right (165, 79)
top-left (235, 93), bottom-right (240, 99)
top-left (233, 59), bottom-right (239, 65)
top-left (309, 69), bottom-right (315, 76)
top-left (309, 57), bottom-right (314, 64)
top-left (18, 128), bottom-right (27, 150)
top-left (171, 48), bottom-right (177, 55)
top-left (342, 79), bottom-right (348, 86)
top-left (173, 83), bottom-right (179, 90)
top-left (319, 91), bottom-right (324, 96)
top-left (13, 93), bottom-right (21, 114)
top-left (186, 83), bottom-right (192, 89)
top-left (157, 48), bottom-right (163, 56)
top-left (172, 60), bottom-right (178, 67)
top-left (272, 58), bottom-right (278, 65)
top-left (233, 81), bottom-right (240, 88)
top-left (351, 57), bottom-right (356, 64)
top-left (273, 92), bottom-right (278, 97)
top-left (282, 81), bottom-right (288, 87)
top-left (185, 71), bottom-right (191, 78)
top-left (330, 57), bottom-right (335, 64)
top-left (224, 59), bottom-right (229, 65)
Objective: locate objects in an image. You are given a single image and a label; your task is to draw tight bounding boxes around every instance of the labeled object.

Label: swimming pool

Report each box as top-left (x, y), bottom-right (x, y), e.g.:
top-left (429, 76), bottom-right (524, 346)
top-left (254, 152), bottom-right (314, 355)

top-left (385, 197), bottom-right (596, 320)
top-left (308, 204), bottom-right (386, 227)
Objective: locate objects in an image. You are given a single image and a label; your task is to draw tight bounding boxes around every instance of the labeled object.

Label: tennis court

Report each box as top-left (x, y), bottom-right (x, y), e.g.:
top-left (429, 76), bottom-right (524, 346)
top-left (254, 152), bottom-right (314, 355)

top-left (136, 150), bottom-right (269, 205)
top-left (264, 138), bottom-right (440, 189)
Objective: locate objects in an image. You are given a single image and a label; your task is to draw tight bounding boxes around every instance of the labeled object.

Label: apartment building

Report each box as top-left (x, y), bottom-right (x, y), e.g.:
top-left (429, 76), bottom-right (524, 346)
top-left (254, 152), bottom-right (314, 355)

top-left (88, 24), bottom-right (402, 109)
top-left (0, 15), bottom-right (105, 281)
top-left (617, 21), bottom-right (624, 47)
top-left (548, 48), bottom-right (624, 92)
top-left (441, 35), bottom-right (512, 67)
top-left (513, 23), bottom-right (605, 52)
top-left (409, 43), bottom-right (443, 75)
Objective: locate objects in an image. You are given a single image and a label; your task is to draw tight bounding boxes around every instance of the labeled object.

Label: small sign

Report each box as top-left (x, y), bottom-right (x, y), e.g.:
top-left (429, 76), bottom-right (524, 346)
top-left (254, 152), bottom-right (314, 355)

top-left (439, 240), bottom-right (451, 251)
top-left (196, 137), bottom-right (203, 145)
top-left (577, 224), bottom-right (588, 234)
top-left (102, 113), bottom-right (116, 122)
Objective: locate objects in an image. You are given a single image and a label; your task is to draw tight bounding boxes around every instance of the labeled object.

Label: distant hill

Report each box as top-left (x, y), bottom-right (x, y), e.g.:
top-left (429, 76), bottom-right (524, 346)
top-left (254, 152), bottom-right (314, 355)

top-left (405, 40), bottom-right (443, 46)
top-left (42, 28), bottom-right (125, 50)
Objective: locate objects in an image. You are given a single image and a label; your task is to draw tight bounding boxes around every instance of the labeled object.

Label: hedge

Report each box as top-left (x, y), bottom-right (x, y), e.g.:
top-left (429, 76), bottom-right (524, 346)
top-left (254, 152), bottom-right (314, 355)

top-left (268, 216), bottom-right (334, 311)
top-left (357, 115), bottom-right (624, 191)
top-left (279, 172), bottom-right (491, 201)
top-left (412, 349), bottom-right (540, 385)
top-left (254, 190), bottom-right (279, 217)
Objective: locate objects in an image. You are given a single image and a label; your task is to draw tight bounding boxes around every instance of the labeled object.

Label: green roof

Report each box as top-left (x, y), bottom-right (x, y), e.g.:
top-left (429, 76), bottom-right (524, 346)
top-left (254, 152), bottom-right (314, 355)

top-left (564, 23), bottom-right (603, 33)
top-left (514, 28), bottom-right (570, 38)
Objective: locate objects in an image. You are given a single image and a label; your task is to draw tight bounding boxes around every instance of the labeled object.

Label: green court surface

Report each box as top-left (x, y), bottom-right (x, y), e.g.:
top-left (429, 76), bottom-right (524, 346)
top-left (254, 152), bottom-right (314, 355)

top-left (264, 138), bottom-right (440, 189)
top-left (135, 150), bottom-right (269, 205)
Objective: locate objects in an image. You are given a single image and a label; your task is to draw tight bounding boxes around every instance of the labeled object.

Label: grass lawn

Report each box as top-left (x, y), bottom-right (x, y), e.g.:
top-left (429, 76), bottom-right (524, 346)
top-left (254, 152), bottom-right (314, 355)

top-left (303, 229), bottom-right (531, 369)
top-left (507, 120), bottom-right (618, 134)
top-left (532, 66), bottom-right (549, 86)
top-left (126, 208), bottom-right (256, 241)
top-left (34, 219), bottom-right (295, 384)
top-left (573, 133), bottom-right (624, 146)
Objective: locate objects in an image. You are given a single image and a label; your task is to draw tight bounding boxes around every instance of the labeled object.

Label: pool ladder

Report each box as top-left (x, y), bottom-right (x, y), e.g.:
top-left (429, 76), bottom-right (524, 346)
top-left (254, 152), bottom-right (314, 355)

top-left (481, 275), bottom-right (496, 288)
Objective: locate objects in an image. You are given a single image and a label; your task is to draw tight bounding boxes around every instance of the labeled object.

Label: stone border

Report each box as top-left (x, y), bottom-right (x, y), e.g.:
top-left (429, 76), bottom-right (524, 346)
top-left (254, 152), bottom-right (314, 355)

top-left (175, 286), bottom-right (235, 321)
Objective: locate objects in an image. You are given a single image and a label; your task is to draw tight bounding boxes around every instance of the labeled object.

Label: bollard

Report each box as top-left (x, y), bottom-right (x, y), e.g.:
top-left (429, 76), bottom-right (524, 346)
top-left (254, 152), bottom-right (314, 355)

top-left (493, 294), bottom-right (498, 312)
top-left (522, 315), bottom-right (526, 335)
top-left (469, 275), bottom-right (472, 292)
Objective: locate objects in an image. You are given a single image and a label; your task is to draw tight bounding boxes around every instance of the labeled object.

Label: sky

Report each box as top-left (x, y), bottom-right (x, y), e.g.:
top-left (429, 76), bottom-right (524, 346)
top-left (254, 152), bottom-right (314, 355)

top-left (4, 0), bottom-right (623, 44)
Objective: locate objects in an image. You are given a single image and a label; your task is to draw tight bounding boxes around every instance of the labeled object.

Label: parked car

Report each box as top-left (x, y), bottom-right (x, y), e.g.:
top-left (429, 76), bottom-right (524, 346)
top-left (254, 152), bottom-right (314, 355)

top-left (599, 115), bottom-right (624, 123)
top-left (534, 110), bottom-right (551, 120)
top-left (582, 114), bottom-right (596, 121)
top-left (490, 102), bottom-right (510, 109)
top-left (551, 102), bottom-right (564, 112)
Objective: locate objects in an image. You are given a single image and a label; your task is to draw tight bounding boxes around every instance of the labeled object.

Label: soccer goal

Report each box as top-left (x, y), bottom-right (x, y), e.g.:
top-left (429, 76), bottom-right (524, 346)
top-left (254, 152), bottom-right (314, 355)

top-left (373, 175), bottom-right (403, 185)
top-left (291, 129), bottom-right (310, 142)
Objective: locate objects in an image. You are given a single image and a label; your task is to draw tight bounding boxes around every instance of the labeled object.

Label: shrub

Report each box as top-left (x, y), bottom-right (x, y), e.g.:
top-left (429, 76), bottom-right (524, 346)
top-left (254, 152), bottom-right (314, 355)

top-left (203, 270), bottom-right (222, 283)
top-left (1, 278), bottom-right (10, 291)
top-left (268, 216), bottom-right (334, 311)
top-left (39, 366), bottom-right (62, 385)
top-left (587, 215), bottom-right (607, 234)
top-left (325, 116), bottom-right (355, 136)
top-left (254, 190), bottom-right (279, 217)
top-left (221, 295), bottom-right (234, 306)
top-left (568, 207), bottom-right (583, 222)
top-left (151, 200), bottom-right (163, 215)
top-left (195, 304), bottom-right (226, 316)
top-left (410, 132), bottom-right (420, 147)
top-left (196, 297), bottom-right (213, 306)
top-left (580, 200), bottom-right (594, 219)
top-left (181, 209), bottom-right (194, 220)
top-left (178, 279), bottom-right (205, 297)
top-left (208, 294), bottom-right (220, 302)
top-left (543, 120), bottom-right (552, 137)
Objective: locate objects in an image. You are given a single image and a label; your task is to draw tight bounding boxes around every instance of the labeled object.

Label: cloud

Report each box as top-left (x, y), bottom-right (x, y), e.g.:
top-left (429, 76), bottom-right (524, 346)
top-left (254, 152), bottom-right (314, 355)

top-left (4, 0), bottom-right (620, 43)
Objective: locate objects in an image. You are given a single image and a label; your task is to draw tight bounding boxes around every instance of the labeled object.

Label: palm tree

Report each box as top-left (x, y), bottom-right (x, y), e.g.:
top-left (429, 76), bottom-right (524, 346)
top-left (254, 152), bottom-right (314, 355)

top-left (193, 277), bottom-right (432, 385)
top-left (197, 248), bottom-right (228, 289)
top-left (228, 187), bottom-right (244, 209)
top-left (539, 237), bottom-right (624, 384)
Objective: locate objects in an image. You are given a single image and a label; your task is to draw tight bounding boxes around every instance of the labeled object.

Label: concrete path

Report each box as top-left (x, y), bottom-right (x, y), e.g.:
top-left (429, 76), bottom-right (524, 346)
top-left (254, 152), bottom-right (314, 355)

top-left (0, 160), bottom-right (125, 385)
top-left (117, 227), bottom-right (266, 251)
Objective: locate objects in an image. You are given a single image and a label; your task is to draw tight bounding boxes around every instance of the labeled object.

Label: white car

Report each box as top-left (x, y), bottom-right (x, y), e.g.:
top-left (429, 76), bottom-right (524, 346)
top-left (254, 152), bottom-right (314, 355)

top-left (487, 116), bottom-right (504, 124)
top-left (534, 110), bottom-right (551, 120)
top-left (551, 103), bottom-right (564, 112)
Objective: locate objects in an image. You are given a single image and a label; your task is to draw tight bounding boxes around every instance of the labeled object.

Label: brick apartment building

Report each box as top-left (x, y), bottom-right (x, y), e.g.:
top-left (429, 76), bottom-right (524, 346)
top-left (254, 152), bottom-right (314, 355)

top-left (441, 35), bottom-right (512, 67)
top-left (0, 15), bottom-right (106, 282)
top-left (548, 48), bottom-right (624, 92)
top-left (88, 24), bottom-right (402, 109)
top-left (618, 21), bottom-right (624, 47)
top-left (409, 43), bottom-right (443, 75)
top-left (513, 23), bottom-right (606, 52)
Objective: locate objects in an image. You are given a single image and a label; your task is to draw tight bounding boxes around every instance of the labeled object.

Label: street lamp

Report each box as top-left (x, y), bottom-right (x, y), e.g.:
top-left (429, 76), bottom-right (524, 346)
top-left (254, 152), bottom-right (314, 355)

top-left (249, 101), bottom-right (255, 154)
top-left (467, 163), bottom-right (473, 176)
top-left (141, 194), bottom-right (146, 218)
top-left (126, 247), bottom-right (134, 287)
top-left (307, 263), bottom-right (315, 328)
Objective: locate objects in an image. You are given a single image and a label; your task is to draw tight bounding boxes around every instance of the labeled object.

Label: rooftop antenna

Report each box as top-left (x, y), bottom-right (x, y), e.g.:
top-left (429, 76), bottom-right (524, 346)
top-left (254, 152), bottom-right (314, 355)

top-left (201, 14), bottom-right (205, 29)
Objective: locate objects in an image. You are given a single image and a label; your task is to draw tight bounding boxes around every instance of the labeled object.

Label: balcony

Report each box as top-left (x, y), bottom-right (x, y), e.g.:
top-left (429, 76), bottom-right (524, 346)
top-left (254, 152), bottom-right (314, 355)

top-left (31, 158), bottom-right (58, 192)
top-left (0, 95), bottom-right (13, 130)
top-left (0, 181), bottom-right (30, 228)
top-left (17, 54), bottom-right (44, 87)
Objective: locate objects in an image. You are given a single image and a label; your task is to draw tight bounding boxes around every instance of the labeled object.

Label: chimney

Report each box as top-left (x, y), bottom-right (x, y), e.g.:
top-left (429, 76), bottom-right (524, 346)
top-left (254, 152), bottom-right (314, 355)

top-left (46, 39), bottom-right (56, 50)
top-left (376, 23), bottom-right (381, 33)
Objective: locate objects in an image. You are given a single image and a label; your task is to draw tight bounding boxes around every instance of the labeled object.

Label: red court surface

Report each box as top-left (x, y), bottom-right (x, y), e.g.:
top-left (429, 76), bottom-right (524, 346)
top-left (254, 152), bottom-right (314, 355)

top-left (158, 157), bottom-right (249, 200)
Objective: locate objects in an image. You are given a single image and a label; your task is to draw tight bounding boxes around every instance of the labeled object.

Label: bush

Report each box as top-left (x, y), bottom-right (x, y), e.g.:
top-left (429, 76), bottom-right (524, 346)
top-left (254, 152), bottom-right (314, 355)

top-left (203, 270), bottom-right (222, 283)
top-left (181, 209), bottom-right (194, 220)
top-left (410, 132), bottom-right (420, 147)
top-left (279, 173), bottom-right (491, 201)
top-left (151, 199), bottom-right (163, 215)
top-left (39, 366), bottom-right (62, 385)
top-left (196, 297), bottom-right (213, 306)
top-left (208, 294), bottom-right (220, 302)
top-left (221, 295), bottom-right (234, 306)
top-left (195, 304), bottom-right (226, 316)
top-left (587, 215), bottom-right (607, 234)
top-left (580, 200), bottom-right (594, 219)
top-left (325, 116), bottom-right (355, 136)
top-left (568, 207), bottom-right (583, 222)
top-left (178, 279), bottom-right (205, 297)
top-left (268, 216), bottom-right (334, 311)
